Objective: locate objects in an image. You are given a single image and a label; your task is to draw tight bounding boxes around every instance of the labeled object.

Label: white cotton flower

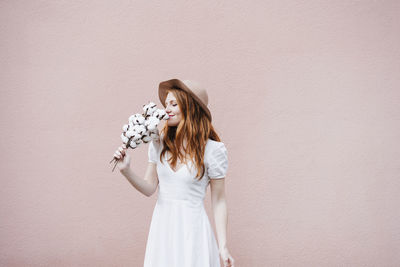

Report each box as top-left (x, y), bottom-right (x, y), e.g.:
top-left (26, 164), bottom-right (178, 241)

top-left (126, 130), bottom-right (135, 138)
top-left (128, 115), bottom-right (136, 124)
top-left (136, 115), bottom-right (146, 125)
top-left (142, 134), bottom-right (152, 143)
top-left (143, 102), bottom-right (157, 117)
top-left (132, 125), bottom-right (142, 133)
top-left (129, 140), bottom-right (137, 149)
top-left (145, 116), bottom-right (160, 131)
top-left (111, 101), bottom-right (166, 172)
top-left (129, 113), bottom-right (145, 125)
top-left (152, 109), bottom-right (161, 118)
top-left (136, 138), bottom-right (143, 144)
top-left (132, 132), bottom-right (142, 141)
top-left (136, 125), bottom-right (146, 135)
top-left (129, 113), bottom-right (140, 123)
top-left (153, 109), bottom-right (168, 120)
top-left (121, 133), bottom-right (129, 144)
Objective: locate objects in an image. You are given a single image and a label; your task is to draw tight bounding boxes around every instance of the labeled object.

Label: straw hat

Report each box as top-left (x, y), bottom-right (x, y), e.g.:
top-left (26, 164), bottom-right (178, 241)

top-left (158, 78), bottom-right (212, 122)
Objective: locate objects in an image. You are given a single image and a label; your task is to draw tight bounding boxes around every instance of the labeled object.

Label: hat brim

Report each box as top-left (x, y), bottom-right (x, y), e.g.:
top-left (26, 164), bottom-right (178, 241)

top-left (158, 78), bottom-right (212, 122)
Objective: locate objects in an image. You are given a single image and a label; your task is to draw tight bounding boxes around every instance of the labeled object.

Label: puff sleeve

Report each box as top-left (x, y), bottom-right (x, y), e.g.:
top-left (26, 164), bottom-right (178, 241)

top-left (148, 140), bottom-right (158, 163)
top-left (207, 142), bottom-right (228, 179)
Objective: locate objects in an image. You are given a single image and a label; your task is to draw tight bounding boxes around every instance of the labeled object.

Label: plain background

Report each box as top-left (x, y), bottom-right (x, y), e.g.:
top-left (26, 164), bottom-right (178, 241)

top-left (1, 0), bottom-right (400, 266)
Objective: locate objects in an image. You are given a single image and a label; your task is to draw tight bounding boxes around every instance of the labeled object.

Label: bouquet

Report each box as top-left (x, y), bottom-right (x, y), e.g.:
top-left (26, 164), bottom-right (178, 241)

top-left (109, 101), bottom-right (169, 172)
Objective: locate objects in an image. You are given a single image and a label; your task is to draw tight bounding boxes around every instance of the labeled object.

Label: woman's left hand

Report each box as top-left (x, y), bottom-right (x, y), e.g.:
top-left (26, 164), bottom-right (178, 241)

top-left (219, 247), bottom-right (235, 267)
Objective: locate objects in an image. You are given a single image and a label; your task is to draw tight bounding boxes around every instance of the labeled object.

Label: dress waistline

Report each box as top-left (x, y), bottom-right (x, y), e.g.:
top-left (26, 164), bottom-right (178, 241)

top-left (157, 195), bottom-right (204, 207)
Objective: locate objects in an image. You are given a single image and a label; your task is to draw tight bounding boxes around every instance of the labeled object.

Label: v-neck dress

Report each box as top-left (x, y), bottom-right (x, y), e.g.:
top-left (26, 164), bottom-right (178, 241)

top-left (143, 138), bottom-right (228, 267)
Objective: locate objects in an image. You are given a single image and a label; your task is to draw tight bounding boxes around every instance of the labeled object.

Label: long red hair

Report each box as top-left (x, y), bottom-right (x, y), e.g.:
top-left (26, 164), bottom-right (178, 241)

top-left (159, 88), bottom-right (221, 180)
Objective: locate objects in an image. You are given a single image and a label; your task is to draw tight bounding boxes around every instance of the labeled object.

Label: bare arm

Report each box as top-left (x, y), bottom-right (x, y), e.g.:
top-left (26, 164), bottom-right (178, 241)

top-left (115, 146), bottom-right (159, 197)
top-left (114, 146), bottom-right (158, 197)
top-left (120, 162), bottom-right (159, 197)
top-left (210, 177), bottom-right (235, 266)
top-left (210, 178), bottom-right (228, 250)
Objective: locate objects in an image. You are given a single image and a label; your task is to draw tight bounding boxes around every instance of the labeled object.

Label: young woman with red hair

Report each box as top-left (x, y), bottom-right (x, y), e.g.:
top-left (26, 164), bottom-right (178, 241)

top-left (115, 79), bottom-right (234, 267)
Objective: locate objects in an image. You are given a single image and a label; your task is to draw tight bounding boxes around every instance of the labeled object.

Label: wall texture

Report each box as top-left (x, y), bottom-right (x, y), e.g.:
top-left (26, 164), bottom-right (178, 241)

top-left (1, 0), bottom-right (399, 266)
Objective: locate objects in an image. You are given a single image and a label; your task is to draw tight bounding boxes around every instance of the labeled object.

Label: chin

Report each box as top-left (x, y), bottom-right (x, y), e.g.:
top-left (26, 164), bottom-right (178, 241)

top-left (167, 120), bottom-right (178, 127)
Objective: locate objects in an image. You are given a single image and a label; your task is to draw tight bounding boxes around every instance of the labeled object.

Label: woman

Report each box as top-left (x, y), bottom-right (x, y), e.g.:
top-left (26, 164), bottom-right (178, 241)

top-left (114, 78), bottom-right (235, 267)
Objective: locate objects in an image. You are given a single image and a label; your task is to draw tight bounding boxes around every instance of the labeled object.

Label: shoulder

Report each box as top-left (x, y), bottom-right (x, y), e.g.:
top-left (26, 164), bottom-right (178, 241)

top-left (206, 138), bottom-right (225, 148)
top-left (204, 139), bottom-right (229, 178)
top-left (205, 139), bottom-right (227, 158)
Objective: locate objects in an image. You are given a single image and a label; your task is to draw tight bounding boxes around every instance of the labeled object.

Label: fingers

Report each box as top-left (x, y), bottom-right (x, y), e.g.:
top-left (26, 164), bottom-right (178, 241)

top-left (224, 257), bottom-right (234, 267)
top-left (114, 147), bottom-right (126, 159)
top-left (228, 257), bottom-right (234, 267)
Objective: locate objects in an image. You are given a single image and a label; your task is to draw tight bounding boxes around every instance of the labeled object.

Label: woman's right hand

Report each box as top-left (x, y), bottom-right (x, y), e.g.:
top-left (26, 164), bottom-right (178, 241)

top-left (114, 146), bottom-right (130, 173)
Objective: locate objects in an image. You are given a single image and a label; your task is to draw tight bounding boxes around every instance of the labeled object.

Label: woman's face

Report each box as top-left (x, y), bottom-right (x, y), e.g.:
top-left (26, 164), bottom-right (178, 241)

top-left (165, 92), bottom-right (182, 126)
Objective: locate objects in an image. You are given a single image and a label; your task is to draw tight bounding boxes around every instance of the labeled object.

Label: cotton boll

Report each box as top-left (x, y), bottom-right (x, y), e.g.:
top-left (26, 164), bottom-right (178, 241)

top-left (123, 136), bottom-right (129, 144)
top-left (150, 116), bottom-right (161, 124)
top-left (135, 115), bottom-right (145, 125)
top-left (145, 116), bottom-right (160, 131)
top-left (125, 130), bottom-right (135, 138)
top-left (129, 140), bottom-right (138, 149)
top-left (132, 124), bottom-right (141, 133)
top-left (122, 124), bottom-right (129, 132)
top-left (130, 113), bottom-right (144, 125)
top-left (152, 109), bottom-right (161, 119)
top-left (121, 133), bottom-right (129, 144)
top-left (136, 125), bottom-right (146, 135)
top-left (143, 102), bottom-right (157, 117)
top-left (128, 115), bottom-right (136, 124)
top-left (147, 124), bottom-right (157, 132)
top-left (142, 103), bottom-right (150, 115)
top-left (153, 109), bottom-right (168, 120)
top-left (135, 139), bottom-right (143, 145)
top-left (142, 134), bottom-right (152, 143)
top-left (132, 132), bottom-right (142, 141)
top-left (129, 113), bottom-right (141, 124)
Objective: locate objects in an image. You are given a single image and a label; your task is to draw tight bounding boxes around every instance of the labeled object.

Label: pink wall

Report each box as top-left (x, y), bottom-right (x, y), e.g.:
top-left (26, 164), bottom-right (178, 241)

top-left (1, 0), bottom-right (400, 266)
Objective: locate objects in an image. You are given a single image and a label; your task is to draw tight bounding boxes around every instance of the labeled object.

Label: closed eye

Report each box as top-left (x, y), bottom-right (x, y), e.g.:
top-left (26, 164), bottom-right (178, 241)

top-left (165, 102), bottom-right (178, 106)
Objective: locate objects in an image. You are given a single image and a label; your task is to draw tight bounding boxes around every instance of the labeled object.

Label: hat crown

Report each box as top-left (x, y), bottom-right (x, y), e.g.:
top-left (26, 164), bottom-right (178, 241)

top-left (182, 80), bottom-right (208, 107)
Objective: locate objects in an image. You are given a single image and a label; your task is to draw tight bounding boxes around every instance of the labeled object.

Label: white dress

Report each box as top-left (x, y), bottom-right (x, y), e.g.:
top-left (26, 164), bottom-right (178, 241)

top-left (143, 138), bottom-right (228, 267)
